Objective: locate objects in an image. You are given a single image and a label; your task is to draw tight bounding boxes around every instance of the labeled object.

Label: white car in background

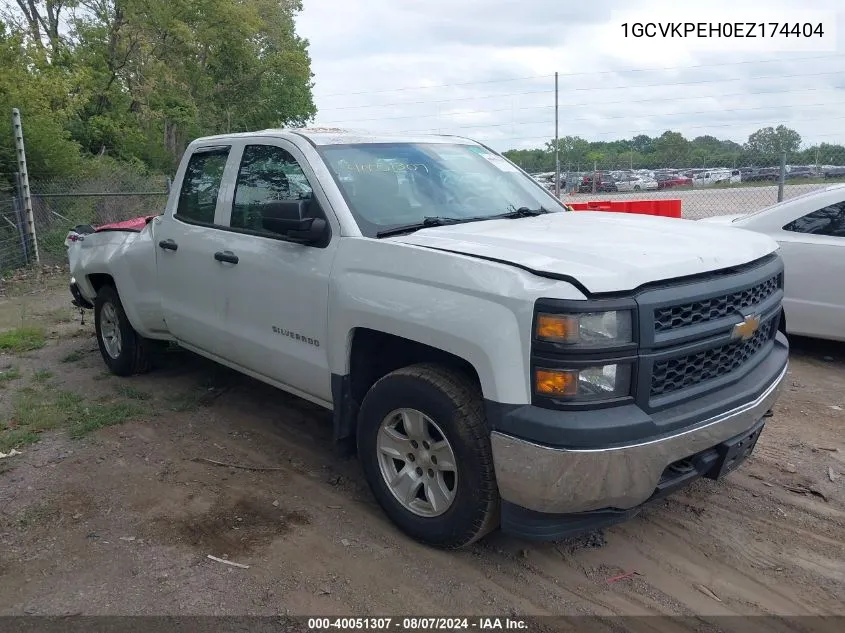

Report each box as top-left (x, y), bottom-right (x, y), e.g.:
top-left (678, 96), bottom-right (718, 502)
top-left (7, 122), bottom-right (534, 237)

top-left (614, 175), bottom-right (658, 192)
top-left (693, 169), bottom-right (741, 187)
top-left (700, 185), bottom-right (845, 341)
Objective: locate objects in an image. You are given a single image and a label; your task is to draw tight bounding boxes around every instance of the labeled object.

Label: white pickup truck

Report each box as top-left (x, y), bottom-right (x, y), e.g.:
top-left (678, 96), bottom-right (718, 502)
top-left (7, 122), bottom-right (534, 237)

top-left (65, 128), bottom-right (789, 549)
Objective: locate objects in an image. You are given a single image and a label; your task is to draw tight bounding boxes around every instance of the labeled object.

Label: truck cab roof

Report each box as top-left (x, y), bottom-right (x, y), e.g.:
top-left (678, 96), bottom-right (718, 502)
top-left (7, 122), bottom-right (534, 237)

top-left (192, 127), bottom-right (480, 147)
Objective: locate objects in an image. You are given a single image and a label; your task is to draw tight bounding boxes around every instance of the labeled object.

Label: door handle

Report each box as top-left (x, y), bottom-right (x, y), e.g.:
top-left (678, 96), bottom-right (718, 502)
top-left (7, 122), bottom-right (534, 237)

top-left (158, 239), bottom-right (178, 251)
top-left (214, 250), bottom-right (239, 265)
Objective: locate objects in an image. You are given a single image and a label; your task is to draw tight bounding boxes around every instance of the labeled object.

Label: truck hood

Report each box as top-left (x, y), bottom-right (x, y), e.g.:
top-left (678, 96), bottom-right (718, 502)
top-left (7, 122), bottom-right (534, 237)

top-left (390, 211), bottom-right (778, 294)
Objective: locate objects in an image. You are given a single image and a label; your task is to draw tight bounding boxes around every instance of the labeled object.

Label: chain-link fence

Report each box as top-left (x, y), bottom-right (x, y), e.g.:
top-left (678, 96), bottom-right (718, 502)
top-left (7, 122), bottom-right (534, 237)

top-left (529, 145), bottom-right (845, 219)
top-left (1, 164), bottom-right (170, 271)
top-left (0, 196), bottom-right (31, 271)
top-left (30, 168), bottom-right (170, 265)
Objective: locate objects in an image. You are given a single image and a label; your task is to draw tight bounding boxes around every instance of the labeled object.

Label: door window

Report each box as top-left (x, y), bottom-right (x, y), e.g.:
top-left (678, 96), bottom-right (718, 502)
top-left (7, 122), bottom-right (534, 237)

top-left (783, 201), bottom-right (845, 238)
top-left (176, 148), bottom-right (230, 224)
top-left (231, 145), bottom-right (314, 235)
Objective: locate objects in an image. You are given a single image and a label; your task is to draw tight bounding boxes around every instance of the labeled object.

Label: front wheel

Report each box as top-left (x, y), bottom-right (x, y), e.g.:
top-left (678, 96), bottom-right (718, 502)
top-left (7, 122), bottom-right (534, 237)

top-left (633, 185), bottom-right (641, 191)
top-left (357, 363), bottom-right (499, 549)
top-left (94, 285), bottom-right (152, 376)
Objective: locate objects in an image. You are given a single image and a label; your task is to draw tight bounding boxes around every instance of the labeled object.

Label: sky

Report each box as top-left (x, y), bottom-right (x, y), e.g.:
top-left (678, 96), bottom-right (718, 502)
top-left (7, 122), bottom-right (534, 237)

top-left (296, 0), bottom-right (845, 152)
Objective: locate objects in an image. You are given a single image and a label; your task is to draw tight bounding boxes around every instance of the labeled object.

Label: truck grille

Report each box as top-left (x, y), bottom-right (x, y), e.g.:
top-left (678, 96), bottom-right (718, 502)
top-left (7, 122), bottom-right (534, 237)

top-left (650, 318), bottom-right (776, 397)
top-left (654, 272), bottom-right (782, 333)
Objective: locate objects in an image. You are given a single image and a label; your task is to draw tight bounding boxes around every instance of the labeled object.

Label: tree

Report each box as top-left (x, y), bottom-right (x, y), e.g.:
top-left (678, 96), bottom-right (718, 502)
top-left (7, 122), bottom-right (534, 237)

top-left (1, 0), bottom-right (316, 174)
top-left (745, 125), bottom-right (802, 156)
top-left (0, 23), bottom-right (83, 178)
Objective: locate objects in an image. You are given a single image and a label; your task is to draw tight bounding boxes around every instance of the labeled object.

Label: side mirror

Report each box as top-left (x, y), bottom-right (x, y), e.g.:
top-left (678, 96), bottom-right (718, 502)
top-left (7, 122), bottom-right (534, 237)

top-left (261, 200), bottom-right (328, 245)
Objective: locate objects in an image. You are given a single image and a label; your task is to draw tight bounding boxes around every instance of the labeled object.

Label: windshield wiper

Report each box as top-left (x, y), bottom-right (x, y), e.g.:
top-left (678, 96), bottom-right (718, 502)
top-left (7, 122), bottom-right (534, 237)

top-left (376, 207), bottom-right (553, 238)
top-left (376, 215), bottom-right (492, 238)
top-left (499, 205), bottom-right (552, 218)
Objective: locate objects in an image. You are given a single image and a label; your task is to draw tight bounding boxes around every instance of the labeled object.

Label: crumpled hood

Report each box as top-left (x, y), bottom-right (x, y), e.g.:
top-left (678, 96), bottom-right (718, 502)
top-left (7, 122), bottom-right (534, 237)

top-left (390, 211), bottom-right (778, 294)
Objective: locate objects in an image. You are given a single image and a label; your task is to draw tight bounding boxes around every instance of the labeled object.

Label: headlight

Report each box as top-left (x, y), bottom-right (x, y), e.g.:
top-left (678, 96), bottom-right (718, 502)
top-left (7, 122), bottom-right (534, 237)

top-left (536, 310), bottom-right (633, 346)
top-left (535, 364), bottom-right (632, 401)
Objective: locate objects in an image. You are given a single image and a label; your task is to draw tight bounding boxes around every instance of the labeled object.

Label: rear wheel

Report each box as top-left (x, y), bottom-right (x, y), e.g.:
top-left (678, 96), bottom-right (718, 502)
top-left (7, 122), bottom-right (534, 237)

top-left (94, 285), bottom-right (152, 376)
top-left (357, 363), bottom-right (499, 549)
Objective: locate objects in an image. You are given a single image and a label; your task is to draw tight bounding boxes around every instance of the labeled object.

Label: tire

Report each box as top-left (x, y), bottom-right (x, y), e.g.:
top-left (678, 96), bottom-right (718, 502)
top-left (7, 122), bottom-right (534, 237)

top-left (94, 285), bottom-right (152, 376)
top-left (633, 185), bottom-right (641, 191)
top-left (357, 363), bottom-right (499, 549)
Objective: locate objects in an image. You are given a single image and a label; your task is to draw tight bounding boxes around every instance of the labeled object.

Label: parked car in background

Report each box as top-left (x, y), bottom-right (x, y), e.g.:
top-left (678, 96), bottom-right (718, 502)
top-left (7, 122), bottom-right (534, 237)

top-left (787, 166), bottom-right (817, 179)
top-left (739, 167), bottom-right (757, 181)
top-left (824, 166), bottom-right (845, 179)
top-left (693, 169), bottom-right (741, 187)
top-left (614, 174), bottom-right (658, 192)
top-left (656, 174), bottom-right (693, 189)
top-left (578, 174), bottom-right (617, 193)
top-left (700, 184), bottom-right (845, 342)
top-left (744, 167), bottom-right (780, 182)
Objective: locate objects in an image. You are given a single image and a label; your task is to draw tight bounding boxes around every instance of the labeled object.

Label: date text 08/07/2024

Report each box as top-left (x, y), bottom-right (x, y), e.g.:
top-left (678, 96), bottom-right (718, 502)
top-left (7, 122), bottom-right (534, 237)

top-left (307, 618), bottom-right (528, 631)
top-left (621, 22), bottom-right (824, 38)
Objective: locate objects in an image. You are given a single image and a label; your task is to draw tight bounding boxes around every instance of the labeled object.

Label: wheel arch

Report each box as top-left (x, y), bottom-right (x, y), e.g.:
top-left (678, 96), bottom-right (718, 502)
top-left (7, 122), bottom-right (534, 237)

top-left (331, 328), bottom-right (483, 448)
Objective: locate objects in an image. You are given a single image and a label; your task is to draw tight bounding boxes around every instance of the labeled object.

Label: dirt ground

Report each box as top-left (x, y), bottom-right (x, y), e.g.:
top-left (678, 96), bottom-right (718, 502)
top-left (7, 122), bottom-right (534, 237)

top-left (0, 271), bottom-right (843, 619)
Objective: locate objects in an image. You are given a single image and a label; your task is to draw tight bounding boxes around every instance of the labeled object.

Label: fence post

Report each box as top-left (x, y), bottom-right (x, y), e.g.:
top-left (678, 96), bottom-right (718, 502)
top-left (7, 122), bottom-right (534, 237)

top-left (777, 151), bottom-right (786, 202)
top-left (11, 108), bottom-right (40, 265)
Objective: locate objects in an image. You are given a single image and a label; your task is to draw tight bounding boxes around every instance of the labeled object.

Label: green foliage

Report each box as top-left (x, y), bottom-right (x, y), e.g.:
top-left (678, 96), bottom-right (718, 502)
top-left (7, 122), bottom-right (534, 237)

top-left (0, 326), bottom-right (47, 353)
top-left (505, 126), bottom-right (837, 172)
top-left (1, 0), bottom-right (315, 179)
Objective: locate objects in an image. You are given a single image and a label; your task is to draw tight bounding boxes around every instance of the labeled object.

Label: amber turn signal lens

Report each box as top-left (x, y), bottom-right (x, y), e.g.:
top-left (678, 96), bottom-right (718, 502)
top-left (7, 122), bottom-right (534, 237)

top-left (535, 369), bottom-right (578, 396)
top-left (536, 313), bottom-right (578, 342)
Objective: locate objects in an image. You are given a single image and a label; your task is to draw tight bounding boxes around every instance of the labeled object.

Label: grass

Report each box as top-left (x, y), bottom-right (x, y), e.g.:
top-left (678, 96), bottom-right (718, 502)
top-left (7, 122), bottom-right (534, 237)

top-left (0, 366), bottom-right (21, 386)
top-left (0, 384), bottom-right (146, 452)
top-left (61, 350), bottom-right (86, 363)
top-left (0, 327), bottom-right (46, 354)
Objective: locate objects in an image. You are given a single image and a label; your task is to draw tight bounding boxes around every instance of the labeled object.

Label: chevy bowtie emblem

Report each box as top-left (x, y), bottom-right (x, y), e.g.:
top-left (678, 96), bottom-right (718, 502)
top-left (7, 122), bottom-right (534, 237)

top-left (731, 314), bottom-right (761, 341)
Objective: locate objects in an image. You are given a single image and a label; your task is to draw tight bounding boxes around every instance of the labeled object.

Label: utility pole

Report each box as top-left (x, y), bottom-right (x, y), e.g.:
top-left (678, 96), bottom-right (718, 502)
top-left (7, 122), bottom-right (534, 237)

top-left (11, 108), bottom-right (39, 265)
top-left (554, 72), bottom-right (560, 198)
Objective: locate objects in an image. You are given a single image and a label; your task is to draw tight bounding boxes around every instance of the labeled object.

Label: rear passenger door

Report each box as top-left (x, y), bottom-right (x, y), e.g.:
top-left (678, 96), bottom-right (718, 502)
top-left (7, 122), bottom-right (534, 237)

top-left (155, 145), bottom-right (238, 358)
top-left (214, 141), bottom-right (339, 403)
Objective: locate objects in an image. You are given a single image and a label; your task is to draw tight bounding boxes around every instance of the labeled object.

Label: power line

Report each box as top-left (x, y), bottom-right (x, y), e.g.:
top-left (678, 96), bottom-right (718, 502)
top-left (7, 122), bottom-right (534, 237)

top-left (397, 101), bottom-right (845, 135)
top-left (469, 114), bottom-right (845, 145)
top-left (316, 74), bottom-right (553, 98)
top-left (317, 86), bottom-right (835, 127)
top-left (316, 70), bottom-right (844, 113)
top-left (314, 53), bottom-right (844, 99)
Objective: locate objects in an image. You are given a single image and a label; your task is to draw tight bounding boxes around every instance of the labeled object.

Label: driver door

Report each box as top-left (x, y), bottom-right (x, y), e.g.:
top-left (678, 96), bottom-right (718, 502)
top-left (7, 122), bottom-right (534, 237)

top-left (212, 141), bottom-right (339, 404)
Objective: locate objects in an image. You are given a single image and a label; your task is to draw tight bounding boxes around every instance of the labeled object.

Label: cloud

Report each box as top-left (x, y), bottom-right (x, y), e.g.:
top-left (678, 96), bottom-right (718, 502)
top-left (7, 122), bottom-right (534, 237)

top-left (296, 0), bottom-right (845, 151)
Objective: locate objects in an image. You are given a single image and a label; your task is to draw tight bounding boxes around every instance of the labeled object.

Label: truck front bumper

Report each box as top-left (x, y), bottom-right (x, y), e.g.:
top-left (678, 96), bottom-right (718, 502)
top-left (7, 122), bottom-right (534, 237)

top-left (489, 338), bottom-right (788, 540)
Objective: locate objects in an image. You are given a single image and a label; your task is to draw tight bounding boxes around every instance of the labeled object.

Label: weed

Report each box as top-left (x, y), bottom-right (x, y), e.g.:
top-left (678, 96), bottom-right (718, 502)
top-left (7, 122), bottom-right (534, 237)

top-left (0, 327), bottom-right (46, 353)
top-left (115, 384), bottom-right (151, 401)
top-left (0, 384), bottom-right (145, 451)
top-left (32, 369), bottom-right (54, 383)
top-left (61, 350), bottom-right (86, 363)
top-left (0, 366), bottom-right (21, 385)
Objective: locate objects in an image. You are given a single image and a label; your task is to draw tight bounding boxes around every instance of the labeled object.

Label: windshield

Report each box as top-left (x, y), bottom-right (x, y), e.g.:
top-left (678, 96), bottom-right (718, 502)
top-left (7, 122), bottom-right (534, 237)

top-left (318, 142), bottom-right (566, 237)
